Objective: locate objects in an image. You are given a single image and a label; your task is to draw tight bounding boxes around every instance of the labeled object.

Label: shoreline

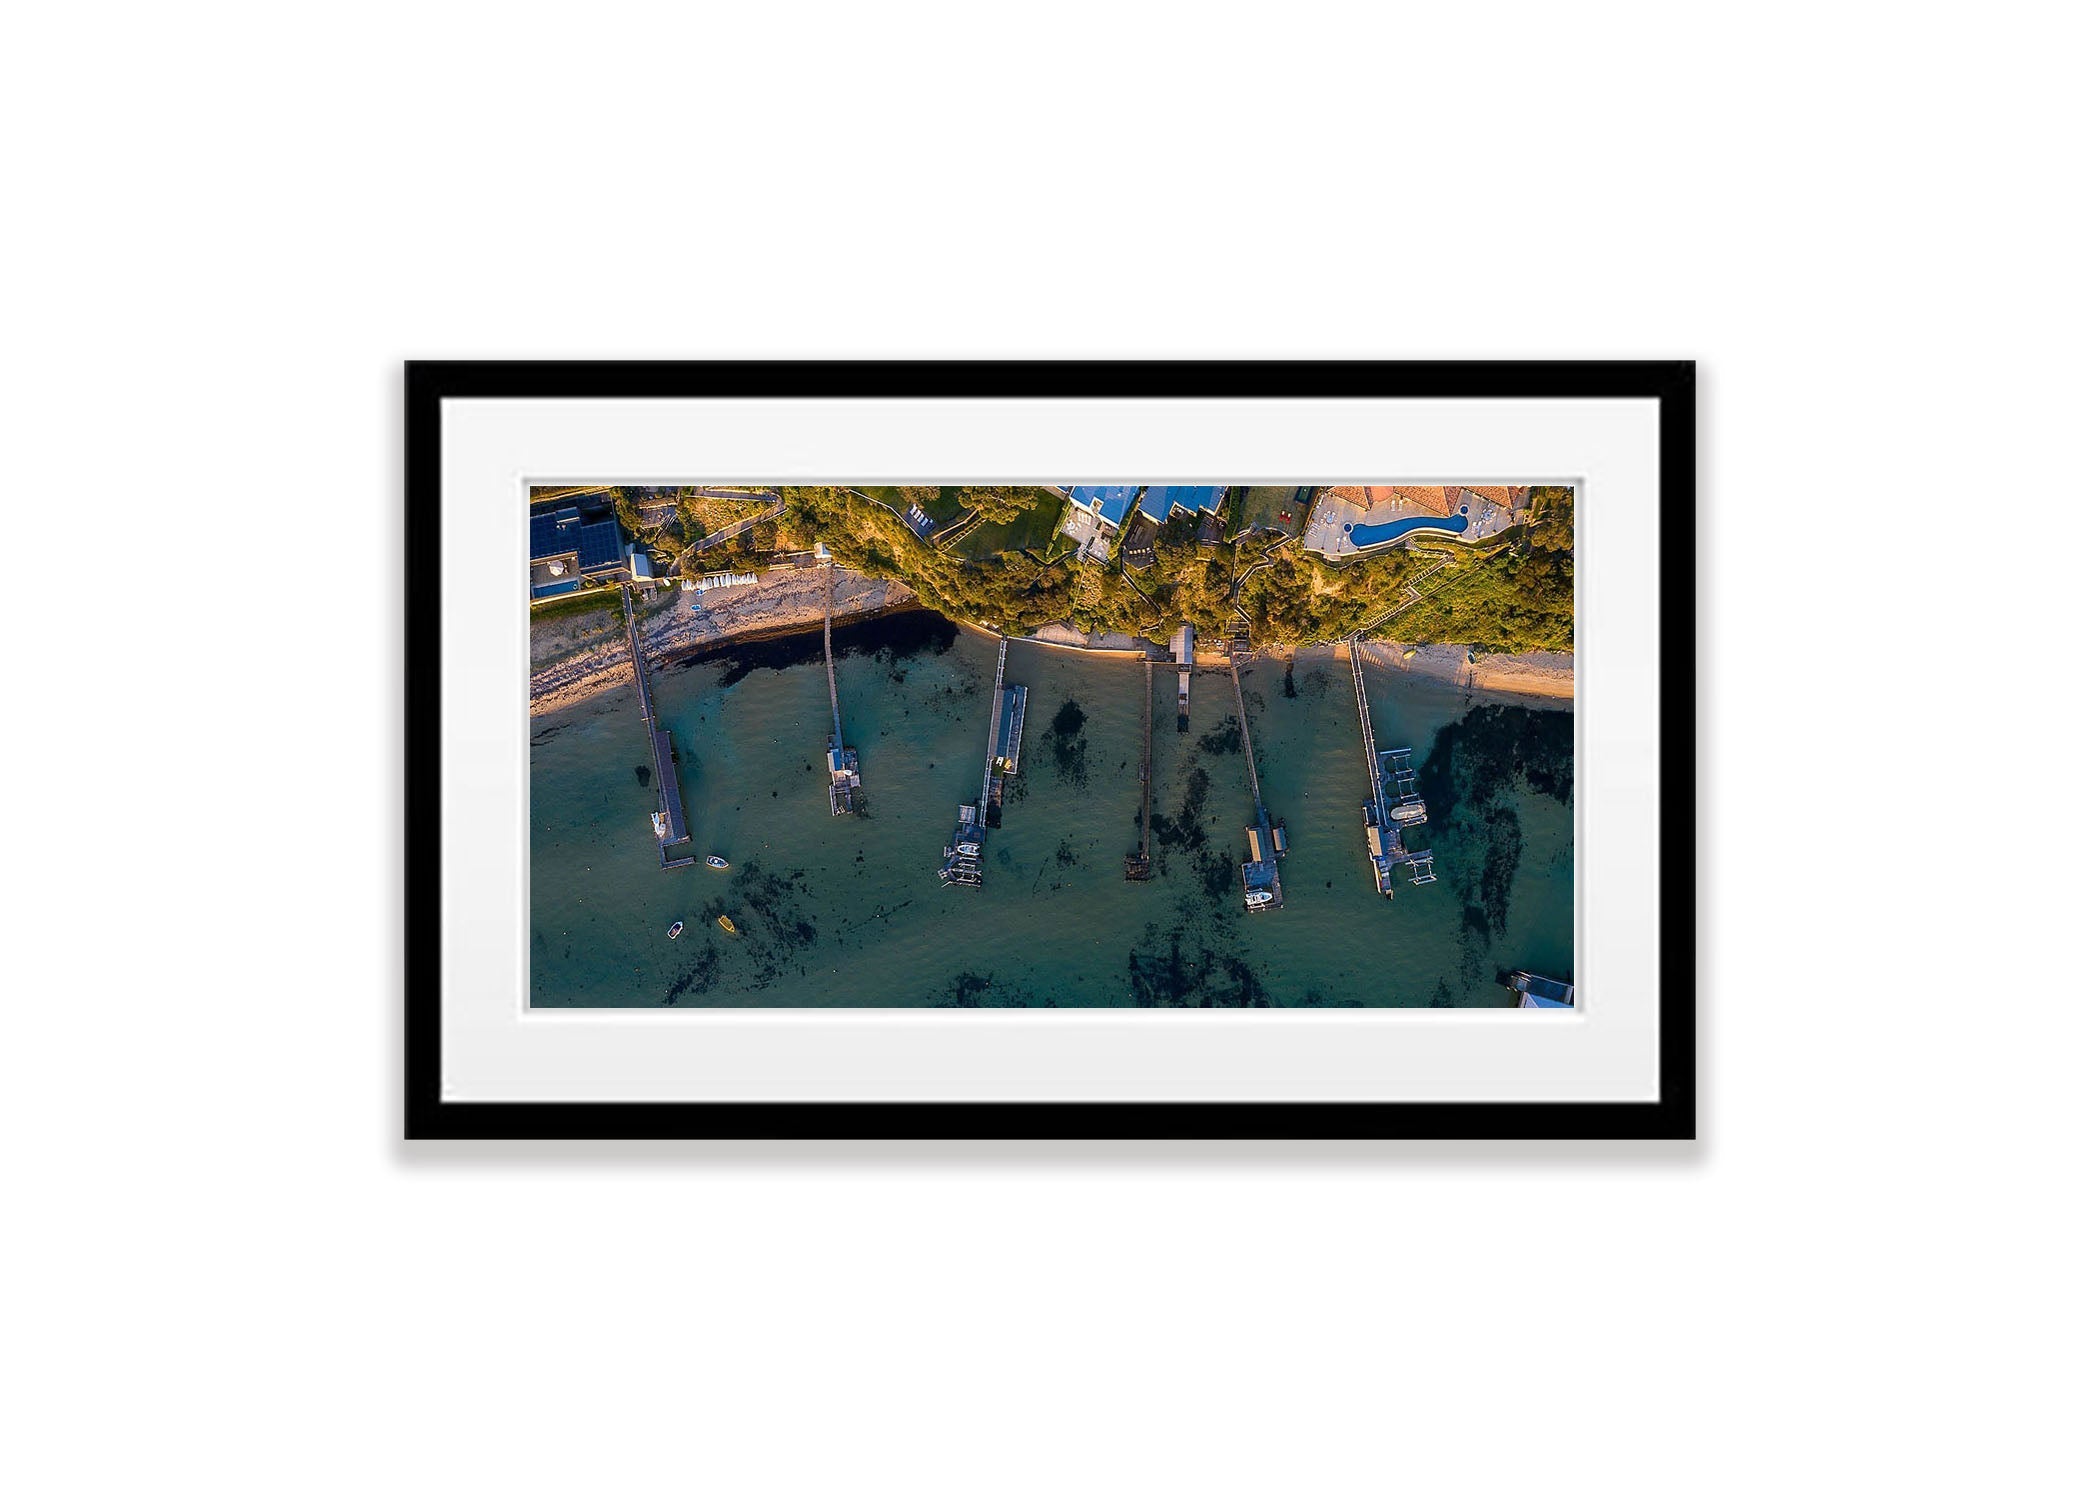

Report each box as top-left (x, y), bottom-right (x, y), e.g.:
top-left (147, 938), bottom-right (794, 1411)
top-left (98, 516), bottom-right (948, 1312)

top-left (532, 565), bottom-right (1573, 716)
top-left (529, 563), bottom-right (917, 718)
top-left (1342, 640), bottom-right (1573, 708)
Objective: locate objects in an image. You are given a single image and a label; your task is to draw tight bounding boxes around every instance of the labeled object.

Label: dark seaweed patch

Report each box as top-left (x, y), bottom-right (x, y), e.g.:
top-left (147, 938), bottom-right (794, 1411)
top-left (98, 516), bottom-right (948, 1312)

top-left (1418, 704), bottom-right (1567, 935)
top-left (1411, 702), bottom-right (1572, 997)
top-left (1043, 697), bottom-right (1089, 786)
top-left (936, 970), bottom-right (1037, 1007)
top-left (1197, 850), bottom-right (1237, 900)
top-left (675, 607), bottom-right (958, 687)
top-left (1127, 924), bottom-right (1270, 1008)
top-left (662, 943), bottom-right (724, 1006)
top-left (1475, 805), bottom-right (1522, 938)
top-left (675, 861), bottom-right (823, 994)
top-left (1150, 766), bottom-right (1211, 853)
top-left (1197, 717), bottom-right (1241, 756)
top-left (633, 765), bottom-right (651, 787)
top-left (1418, 704), bottom-right (1575, 829)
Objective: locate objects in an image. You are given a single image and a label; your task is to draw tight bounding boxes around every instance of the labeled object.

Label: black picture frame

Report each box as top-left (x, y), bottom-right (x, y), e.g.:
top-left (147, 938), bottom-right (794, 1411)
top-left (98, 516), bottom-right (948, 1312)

top-left (406, 360), bottom-right (1694, 1140)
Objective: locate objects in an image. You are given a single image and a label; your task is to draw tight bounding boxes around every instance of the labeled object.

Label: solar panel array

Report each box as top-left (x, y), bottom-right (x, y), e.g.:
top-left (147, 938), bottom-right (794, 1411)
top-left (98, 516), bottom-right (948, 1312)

top-left (530, 506), bottom-right (626, 571)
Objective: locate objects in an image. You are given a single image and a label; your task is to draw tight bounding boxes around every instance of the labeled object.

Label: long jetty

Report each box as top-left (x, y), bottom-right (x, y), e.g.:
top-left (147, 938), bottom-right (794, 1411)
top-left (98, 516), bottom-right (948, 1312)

top-left (1348, 637), bottom-right (1432, 894)
top-left (823, 564), bottom-right (843, 749)
top-left (979, 635), bottom-right (1009, 825)
top-left (1227, 645), bottom-right (1283, 911)
top-left (1126, 657), bottom-right (1155, 879)
top-left (1227, 645), bottom-right (1265, 814)
top-left (1348, 636), bottom-right (1382, 791)
top-left (621, 587), bottom-right (695, 870)
top-left (821, 561), bottom-right (863, 814)
top-left (937, 633), bottom-right (1011, 888)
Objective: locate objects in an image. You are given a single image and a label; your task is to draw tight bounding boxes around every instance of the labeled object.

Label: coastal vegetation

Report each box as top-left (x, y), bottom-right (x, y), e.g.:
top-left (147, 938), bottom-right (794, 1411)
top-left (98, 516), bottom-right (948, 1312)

top-left (1374, 487), bottom-right (1574, 654)
top-left (529, 486), bottom-right (1573, 658)
top-left (772, 484), bottom-right (1575, 655)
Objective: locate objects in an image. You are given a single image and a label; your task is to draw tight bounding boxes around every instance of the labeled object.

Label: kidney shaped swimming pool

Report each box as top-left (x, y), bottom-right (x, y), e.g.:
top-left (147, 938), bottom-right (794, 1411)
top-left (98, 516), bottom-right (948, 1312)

top-left (1345, 507), bottom-right (1469, 549)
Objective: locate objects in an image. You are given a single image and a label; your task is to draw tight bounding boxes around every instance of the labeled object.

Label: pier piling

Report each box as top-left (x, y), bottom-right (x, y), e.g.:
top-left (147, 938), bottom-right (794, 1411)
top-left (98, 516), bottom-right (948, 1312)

top-left (1126, 657), bottom-right (1155, 879)
top-left (1349, 636), bottom-right (1434, 895)
top-left (821, 562), bottom-right (862, 814)
top-left (940, 634), bottom-right (1016, 887)
top-left (620, 586), bottom-right (694, 869)
top-left (1227, 645), bottom-right (1283, 911)
top-left (979, 636), bottom-right (1008, 827)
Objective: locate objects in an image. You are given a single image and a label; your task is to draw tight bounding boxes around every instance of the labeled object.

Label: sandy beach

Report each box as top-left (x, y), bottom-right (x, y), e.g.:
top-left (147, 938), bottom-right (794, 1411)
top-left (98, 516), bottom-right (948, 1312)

top-left (530, 565), bottom-right (918, 717)
top-left (533, 564), bottom-right (1573, 717)
top-left (1353, 641), bottom-right (1574, 707)
top-left (1192, 640), bottom-right (1571, 707)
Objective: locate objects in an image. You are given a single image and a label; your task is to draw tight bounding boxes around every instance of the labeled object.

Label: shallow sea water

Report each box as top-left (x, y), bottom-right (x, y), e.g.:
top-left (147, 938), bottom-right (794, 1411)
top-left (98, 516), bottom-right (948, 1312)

top-left (529, 615), bottom-right (1573, 1008)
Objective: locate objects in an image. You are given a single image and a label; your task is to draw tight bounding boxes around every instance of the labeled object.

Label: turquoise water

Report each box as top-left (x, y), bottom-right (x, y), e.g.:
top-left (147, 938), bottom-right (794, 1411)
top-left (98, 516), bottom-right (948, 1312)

top-left (1346, 510), bottom-right (1469, 547)
top-left (529, 616), bottom-right (1573, 1008)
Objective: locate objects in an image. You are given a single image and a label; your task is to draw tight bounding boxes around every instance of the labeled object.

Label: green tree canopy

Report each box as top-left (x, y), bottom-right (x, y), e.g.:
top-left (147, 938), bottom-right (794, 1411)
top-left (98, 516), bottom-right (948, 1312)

top-left (951, 486), bottom-right (1037, 525)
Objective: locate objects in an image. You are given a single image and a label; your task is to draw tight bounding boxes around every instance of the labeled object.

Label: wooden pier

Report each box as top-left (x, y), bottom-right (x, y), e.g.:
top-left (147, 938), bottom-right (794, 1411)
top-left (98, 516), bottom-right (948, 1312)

top-left (1126, 658), bottom-right (1155, 879)
top-left (821, 563), bottom-right (862, 815)
top-left (1172, 623), bottom-right (1194, 732)
top-left (1348, 636), bottom-right (1433, 895)
top-left (1227, 644), bottom-right (1264, 813)
top-left (1227, 645), bottom-right (1283, 911)
top-left (620, 587), bottom-right (695, 870)
top-left (1349, 635), bottom-right (1381, 792)
top-left (937, 804), bottom-right (985, 887)
top-left (941, 635), bottom-right (1014, 887)
top-left (823, 563), bottom-right (842, 747)
top-left (979, 636), bottom-right (1008, 826)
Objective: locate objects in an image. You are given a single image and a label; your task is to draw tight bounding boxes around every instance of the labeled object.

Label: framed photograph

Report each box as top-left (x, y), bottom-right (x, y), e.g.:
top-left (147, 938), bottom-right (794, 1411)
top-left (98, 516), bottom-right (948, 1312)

top-left (406, 361), bottom-right (1693, 1139)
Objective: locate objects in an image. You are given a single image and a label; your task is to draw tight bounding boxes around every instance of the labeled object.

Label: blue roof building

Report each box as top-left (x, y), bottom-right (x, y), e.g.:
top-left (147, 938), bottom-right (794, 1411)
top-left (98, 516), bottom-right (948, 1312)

top-left (1506, 971), bottom-right (1575, 1008)
top-left (1065, 485), bottom-right (1143, 527)
top-left (1061, 485), bottom-right (1233, 567)
top-left (1137, 486), bottom-right (1229, 523)
top-left (529, 506), bottom-right (626, 599)
top-left (1061, 485), bottom-right (1227, 526)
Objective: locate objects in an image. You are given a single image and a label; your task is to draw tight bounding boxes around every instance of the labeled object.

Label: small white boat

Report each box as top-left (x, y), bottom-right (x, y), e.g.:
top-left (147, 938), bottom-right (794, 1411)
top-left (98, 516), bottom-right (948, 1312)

top-left (705, 855), bottom-right (729, 870)
top-left (666, 921), bottom-right (685, 939)
top-left (1245, 890), bottom-right (1275, 908)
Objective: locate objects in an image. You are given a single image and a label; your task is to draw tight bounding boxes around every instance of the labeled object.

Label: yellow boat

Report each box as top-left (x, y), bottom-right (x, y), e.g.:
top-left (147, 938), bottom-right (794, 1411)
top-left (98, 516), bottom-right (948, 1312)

top-left (717, 915), bottom-right (738, 936)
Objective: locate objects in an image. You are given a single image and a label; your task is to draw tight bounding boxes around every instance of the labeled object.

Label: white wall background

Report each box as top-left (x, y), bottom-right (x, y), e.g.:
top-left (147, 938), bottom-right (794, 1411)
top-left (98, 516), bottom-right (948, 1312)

top-left (4, 3), bottom-right (2091, 1497)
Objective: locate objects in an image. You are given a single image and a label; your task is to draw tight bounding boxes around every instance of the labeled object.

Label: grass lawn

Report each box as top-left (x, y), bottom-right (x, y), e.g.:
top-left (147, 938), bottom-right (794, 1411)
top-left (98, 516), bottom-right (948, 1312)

top-left (958, 486), bottom-right (1069, 560)
top-left (861, 485), bottom-right (964, 527)
top-left (1242, 486), bottom-right (1311, 536)
top-left (529, 586), bottom-right (623, 626)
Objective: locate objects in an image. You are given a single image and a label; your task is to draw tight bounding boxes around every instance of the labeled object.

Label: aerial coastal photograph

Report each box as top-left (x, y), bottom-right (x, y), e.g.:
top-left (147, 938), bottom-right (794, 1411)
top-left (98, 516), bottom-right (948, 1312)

top-left (529, 482), bottom-right (1576, 1009)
